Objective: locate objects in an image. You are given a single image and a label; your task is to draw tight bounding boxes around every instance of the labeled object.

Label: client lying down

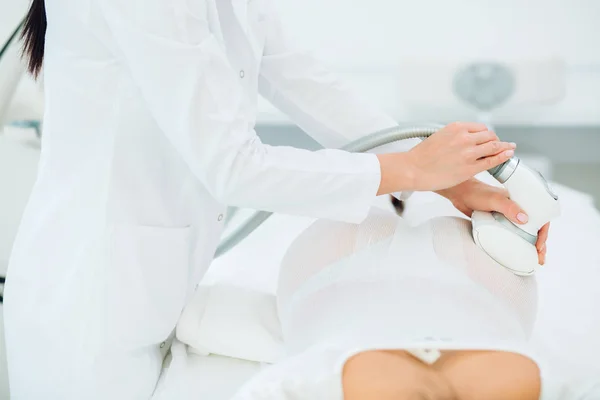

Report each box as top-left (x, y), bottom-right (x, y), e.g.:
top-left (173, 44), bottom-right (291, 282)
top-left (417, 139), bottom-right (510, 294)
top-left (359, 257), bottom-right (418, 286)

top-left (233, 207), bottom-right (552, 400)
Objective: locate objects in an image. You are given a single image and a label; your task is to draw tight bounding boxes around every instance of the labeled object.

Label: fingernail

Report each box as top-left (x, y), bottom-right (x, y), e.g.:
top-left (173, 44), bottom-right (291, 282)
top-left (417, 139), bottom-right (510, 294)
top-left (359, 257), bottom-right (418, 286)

top-left (517, 212), bottom-right (528, 223)
top-left (510, 142), bottom-right (517, 148)
top-left (505, 150), bottom-right (514, 157)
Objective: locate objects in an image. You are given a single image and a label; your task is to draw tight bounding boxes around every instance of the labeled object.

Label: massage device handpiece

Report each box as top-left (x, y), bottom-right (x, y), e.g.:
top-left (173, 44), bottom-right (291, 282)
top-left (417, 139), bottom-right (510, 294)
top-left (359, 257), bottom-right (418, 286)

top-left (471, 157), bottom-right (561, 276)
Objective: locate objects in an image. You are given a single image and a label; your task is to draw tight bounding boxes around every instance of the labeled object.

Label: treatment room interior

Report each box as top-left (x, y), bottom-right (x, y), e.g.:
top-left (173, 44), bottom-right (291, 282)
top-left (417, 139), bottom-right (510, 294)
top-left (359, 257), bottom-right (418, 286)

top-left (1, 0), bottom-right (600, 398)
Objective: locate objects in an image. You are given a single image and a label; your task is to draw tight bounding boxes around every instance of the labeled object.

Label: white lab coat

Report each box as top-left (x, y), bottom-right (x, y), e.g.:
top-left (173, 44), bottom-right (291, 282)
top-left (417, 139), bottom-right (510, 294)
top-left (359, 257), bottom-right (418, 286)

top-left (4, 0), bottom-right (417, 398)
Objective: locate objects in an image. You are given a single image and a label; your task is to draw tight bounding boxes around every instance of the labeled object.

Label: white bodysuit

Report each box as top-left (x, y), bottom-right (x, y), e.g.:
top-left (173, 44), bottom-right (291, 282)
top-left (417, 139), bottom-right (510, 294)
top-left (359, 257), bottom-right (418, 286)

top-left (232, 207), bottom-right (563, 399)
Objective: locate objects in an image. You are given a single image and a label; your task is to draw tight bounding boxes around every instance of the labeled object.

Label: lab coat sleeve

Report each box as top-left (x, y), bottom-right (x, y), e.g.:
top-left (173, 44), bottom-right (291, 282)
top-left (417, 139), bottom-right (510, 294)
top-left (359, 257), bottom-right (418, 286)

top-left (258, 0), bottom-right (419, 200)
top-left (98, 1), bottom-right (381, 223)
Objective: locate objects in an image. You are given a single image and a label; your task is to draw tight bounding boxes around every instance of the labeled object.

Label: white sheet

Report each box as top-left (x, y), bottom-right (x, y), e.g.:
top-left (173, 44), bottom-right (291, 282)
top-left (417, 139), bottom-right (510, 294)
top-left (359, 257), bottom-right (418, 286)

top-left (176, 197), bottom-right (396, 363)
top-left (152, 342), bottom-right (263, 400)
top-left (177, 177), bottom-right (600, 398)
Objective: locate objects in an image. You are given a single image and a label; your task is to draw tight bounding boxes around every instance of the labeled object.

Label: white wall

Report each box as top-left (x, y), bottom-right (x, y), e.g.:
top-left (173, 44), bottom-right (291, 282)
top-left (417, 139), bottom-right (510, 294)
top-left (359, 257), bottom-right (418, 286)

top-left (260, 0), bottom-right (600, 125)
top-left (2, 0), bottom-right (600, 125)
top-left (277, 0), bottom-right (600, 66)
top-left (0, 0), bottom-right (28, 39)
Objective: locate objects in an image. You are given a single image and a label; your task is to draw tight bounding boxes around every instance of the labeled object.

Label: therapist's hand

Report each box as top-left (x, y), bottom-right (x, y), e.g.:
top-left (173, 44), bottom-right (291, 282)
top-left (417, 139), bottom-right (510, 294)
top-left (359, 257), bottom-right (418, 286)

top-left (437, 178), bottom-right (550, 265)
top-left (403, 122), bottom-right (516, 192)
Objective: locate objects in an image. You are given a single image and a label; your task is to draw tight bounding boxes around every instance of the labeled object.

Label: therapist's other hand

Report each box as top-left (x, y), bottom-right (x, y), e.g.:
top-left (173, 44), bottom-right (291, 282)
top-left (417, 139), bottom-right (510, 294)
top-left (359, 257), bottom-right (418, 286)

top-left (536, 222), bottom-right (550, 265)
top-left (406, 122), bottom-right (516, 192)
top-left (437, 178), bottom-right (550, 265)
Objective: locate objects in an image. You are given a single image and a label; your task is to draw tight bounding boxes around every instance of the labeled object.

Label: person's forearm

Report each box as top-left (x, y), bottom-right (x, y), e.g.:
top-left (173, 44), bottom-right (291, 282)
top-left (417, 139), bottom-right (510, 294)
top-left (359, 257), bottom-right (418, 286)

top-left (376, 153), bottom-right (416, 196)
top-left (433, 183), bottom-right (462, 200)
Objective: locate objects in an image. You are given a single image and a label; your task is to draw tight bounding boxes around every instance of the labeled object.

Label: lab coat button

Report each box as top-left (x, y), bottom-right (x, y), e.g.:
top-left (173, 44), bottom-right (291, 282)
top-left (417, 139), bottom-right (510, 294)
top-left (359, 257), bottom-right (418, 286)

top-left (160, 342), bottom-right (166, 348)
top-left (239, 70), bottom-right (245, 79)
top-left (218, 214), bottom-right (224, 221)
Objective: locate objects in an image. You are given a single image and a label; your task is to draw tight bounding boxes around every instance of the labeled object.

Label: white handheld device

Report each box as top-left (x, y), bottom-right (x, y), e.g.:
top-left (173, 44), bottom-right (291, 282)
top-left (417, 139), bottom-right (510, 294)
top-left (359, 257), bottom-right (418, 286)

top-left (472, 157), bottom-right (561, 276)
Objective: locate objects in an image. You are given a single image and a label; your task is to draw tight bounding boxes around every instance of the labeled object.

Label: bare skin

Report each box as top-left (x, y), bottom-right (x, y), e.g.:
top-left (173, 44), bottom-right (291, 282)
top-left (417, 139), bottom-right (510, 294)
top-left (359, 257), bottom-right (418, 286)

top-left (342, 349), bottom-right (541, 400)
top-left (376, 122), bottom-right (516, 196)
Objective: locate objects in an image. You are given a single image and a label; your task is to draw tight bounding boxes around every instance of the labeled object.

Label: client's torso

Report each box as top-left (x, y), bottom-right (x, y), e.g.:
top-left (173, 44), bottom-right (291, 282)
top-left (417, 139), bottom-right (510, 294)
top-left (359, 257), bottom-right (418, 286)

top-left (278, 208), bottom-right (536, 357)
top-left (233, 208), bottom-right (544, 400)
top-left (270, 210), bottom-right (541, 400)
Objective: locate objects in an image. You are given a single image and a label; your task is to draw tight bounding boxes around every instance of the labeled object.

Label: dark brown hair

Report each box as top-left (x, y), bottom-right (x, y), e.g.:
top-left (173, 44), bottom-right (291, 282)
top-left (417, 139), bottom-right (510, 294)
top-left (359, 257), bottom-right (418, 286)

top-left (21, 0), bottom-right (47, 78)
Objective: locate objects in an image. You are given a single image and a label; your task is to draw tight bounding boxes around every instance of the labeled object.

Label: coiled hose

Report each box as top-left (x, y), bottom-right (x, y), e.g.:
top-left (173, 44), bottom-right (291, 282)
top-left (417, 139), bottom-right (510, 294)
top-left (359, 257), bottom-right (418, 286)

top-left (215, 124), bottom-right (444, 258)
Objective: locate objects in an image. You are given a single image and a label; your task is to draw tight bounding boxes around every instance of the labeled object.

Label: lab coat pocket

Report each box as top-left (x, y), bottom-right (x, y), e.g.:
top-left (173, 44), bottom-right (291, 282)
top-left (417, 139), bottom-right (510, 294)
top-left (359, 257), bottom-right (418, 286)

top-left (107, 224), bottom-right (192, 349)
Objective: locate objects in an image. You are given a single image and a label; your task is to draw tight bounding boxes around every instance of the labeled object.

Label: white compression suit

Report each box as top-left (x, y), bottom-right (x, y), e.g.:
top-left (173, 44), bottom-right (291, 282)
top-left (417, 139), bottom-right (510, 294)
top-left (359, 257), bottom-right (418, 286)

top-left (233, 207), bottom-right (560, 400)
